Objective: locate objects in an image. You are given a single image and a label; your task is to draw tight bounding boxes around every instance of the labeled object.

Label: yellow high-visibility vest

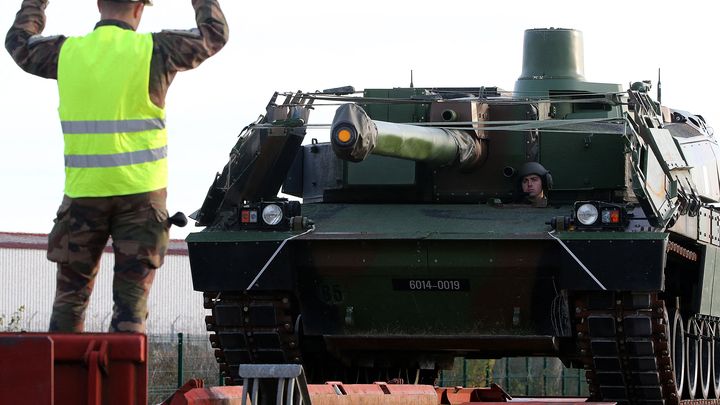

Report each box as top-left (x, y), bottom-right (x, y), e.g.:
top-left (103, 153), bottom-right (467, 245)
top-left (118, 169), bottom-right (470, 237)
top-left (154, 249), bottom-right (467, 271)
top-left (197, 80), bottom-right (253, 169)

top-left (58, 25), bottom-right (167, 197)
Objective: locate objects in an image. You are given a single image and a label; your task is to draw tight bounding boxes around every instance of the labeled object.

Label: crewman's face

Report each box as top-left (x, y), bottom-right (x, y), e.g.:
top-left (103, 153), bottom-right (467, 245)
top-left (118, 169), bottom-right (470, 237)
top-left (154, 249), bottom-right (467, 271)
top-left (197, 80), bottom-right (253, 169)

top-left (522, 174), bottom-right (543, 198)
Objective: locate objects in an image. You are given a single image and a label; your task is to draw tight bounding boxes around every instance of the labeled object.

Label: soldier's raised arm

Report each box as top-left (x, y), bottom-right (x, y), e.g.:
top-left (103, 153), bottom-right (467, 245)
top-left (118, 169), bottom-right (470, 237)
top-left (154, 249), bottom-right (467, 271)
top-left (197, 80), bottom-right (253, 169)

top-left (153, 0), bottom-right (229, 72)
top-left (5, 0), bottom-right (67, 79)
top-left (147, 0), bottom-right (229, 107)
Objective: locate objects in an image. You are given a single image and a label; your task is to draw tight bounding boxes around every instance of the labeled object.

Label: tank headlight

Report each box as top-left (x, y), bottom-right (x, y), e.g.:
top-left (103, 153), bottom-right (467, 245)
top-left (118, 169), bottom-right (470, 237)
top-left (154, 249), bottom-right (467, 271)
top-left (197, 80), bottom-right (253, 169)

top-left (576, 203), bottom-right (599, 225)
top-left (262, 204), bottom-right (283, 226)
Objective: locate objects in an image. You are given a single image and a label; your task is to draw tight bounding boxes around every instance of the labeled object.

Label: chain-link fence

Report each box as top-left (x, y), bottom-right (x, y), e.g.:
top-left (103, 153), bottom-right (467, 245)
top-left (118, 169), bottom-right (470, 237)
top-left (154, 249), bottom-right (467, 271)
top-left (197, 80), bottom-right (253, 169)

top-left (146, 334), bottom-right (589, 403)
top-left (439, 357), bottom-right (589, 397)
top-left (147, 333), bottom-right (221, 404)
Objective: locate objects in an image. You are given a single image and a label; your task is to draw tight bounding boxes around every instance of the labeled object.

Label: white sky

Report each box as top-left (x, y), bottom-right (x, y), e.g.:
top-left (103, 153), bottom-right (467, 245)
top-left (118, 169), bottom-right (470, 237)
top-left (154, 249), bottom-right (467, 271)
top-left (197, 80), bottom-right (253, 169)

top-left (0, 0), bottom-right (717, 239)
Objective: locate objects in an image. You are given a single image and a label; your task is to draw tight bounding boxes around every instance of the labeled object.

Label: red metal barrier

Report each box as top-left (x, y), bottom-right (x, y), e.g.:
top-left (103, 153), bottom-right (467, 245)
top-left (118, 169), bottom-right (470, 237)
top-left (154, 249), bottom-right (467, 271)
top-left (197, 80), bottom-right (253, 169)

top-left (437, 384), bottom-right (512, 403)
top-left (161, 379), bottom-right (249, 405)
top-left (162, 380), bottom-right (438, 405)
top-left (308, 381), bottom-right (438, 405)
top-left (0, 334), bottom-right (54, 404)
top-left (436, 385), bottom-right (609, 404)
top-left (1, 333), bottom-right (610, 405)
top-left (0, 333), bottom-right (147, 405)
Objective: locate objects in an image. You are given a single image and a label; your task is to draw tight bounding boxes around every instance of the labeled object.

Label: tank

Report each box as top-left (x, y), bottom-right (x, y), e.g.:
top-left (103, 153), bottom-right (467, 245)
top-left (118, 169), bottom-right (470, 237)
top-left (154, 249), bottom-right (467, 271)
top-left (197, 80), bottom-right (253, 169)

top-left (187, 28), bottom-right (720, 404)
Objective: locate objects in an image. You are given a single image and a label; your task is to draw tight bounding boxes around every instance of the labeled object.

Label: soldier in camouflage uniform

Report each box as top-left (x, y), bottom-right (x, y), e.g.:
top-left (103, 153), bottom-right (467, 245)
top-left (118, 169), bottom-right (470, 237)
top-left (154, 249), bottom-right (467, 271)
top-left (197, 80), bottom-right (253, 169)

top-left (6, 0), bottom-right (229, 333)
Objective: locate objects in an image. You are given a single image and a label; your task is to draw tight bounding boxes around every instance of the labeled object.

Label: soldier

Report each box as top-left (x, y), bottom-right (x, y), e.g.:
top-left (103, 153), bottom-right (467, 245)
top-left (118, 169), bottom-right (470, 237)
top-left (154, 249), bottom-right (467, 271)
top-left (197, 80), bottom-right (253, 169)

top-left (517, 162), bottom-right (552, 208)
top-left (6, 0), bottom-right (229, 332)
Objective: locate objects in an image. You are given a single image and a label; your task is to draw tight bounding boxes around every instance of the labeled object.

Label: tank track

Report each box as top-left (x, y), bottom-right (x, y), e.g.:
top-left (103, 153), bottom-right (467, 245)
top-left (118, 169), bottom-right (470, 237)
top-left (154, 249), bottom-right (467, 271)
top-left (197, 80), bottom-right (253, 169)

top-left (203, 291), bottom-right (441, 385)
top-left (203, 292), bottom-right (302, 384)
top-left (575, 292), bottom-right (677, 405)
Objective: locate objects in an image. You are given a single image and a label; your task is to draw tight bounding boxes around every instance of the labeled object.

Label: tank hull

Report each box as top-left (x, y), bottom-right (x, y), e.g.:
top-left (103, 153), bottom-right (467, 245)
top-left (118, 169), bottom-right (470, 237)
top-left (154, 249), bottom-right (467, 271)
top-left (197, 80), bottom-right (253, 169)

top-left (188, 203), bottom-right (670, 366)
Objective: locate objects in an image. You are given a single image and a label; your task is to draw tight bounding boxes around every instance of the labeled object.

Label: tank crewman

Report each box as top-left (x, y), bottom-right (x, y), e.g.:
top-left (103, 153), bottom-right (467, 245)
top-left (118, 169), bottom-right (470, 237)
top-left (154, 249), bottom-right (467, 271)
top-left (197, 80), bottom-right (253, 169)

top-left (517, 162), bottom-right (553, 208)
top-left (6, 0), bottom-right (229, 332)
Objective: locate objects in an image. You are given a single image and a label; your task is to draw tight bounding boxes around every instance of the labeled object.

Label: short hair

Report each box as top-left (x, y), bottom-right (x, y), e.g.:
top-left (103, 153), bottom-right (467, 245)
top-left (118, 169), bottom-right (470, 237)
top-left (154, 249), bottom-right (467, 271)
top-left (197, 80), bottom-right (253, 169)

top-left (99, 1), bottom-right (136, 14)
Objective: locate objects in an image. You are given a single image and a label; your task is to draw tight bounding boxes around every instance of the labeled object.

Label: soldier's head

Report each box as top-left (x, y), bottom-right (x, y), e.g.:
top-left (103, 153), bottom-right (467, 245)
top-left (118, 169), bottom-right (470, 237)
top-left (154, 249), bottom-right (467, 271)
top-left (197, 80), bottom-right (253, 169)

top-left (98, 0), bottom-right (152, 30)
top-left (517, 162), bottom-right (552, 201)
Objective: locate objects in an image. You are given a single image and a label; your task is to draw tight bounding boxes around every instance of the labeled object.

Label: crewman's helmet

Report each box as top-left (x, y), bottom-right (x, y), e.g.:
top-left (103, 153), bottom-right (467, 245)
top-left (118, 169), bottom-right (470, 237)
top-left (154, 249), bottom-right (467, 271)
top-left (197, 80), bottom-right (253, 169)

top-left (517, 162), bottom-right (553, 190)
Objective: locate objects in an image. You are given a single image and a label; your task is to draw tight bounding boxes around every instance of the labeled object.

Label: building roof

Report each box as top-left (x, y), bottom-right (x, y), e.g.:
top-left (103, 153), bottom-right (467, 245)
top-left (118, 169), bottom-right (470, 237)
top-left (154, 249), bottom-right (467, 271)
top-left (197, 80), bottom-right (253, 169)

top-left (0, 232), bottom-right (188, 256)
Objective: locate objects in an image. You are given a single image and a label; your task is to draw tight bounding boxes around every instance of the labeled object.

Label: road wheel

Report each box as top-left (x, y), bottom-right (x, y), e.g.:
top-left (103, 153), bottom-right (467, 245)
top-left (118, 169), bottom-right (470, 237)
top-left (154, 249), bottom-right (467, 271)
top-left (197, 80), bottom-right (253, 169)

top-left (711, 322), bottom-right (720, 398)
top-left (669, 307), bottom-right (685, 398)
top-left (686, 317), bottom-right (700, 399)
top-left (699, 320), bottom-right (711, 399)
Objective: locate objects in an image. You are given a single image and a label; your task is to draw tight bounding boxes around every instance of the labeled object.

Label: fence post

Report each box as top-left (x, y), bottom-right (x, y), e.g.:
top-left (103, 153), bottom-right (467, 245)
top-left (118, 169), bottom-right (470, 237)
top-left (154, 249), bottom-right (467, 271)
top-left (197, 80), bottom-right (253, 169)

top-left (177, 332), bottom-right (184, 388)
top-left (525, 357), bottom-right (530, 396)
top-left (505, 359), bottom-right (509, 392)
top-left (485, 362), bottom-right (491, 387)
top-left (439, 370), bottom-right (445, 387)
top-left (462, 358), bottom-right (468, 387)
top-left (577, 368), bottom-right (582, 396)
top-left (542, 357), bottom-right (547, 396)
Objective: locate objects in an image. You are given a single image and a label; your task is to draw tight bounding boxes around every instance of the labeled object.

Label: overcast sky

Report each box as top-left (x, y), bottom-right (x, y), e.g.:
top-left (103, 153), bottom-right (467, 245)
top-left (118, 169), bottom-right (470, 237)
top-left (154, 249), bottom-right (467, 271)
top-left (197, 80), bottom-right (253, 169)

top-left (1, 0), bottom-right (717, 239)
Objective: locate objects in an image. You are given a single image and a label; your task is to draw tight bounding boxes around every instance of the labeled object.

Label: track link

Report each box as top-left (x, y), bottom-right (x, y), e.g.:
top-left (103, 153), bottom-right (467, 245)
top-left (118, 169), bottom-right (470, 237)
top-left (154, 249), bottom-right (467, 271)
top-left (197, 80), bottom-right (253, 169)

top-left (203, 292), bottom-right (301, 384)
top-left (575, 292), bottom-right (676, 405)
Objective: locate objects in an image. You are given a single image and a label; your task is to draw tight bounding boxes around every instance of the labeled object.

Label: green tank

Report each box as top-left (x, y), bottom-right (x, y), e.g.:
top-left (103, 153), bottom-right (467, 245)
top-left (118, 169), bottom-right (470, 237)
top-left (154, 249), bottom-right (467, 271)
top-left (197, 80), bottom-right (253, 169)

top-left (187, 28), bottom-right (720, 404)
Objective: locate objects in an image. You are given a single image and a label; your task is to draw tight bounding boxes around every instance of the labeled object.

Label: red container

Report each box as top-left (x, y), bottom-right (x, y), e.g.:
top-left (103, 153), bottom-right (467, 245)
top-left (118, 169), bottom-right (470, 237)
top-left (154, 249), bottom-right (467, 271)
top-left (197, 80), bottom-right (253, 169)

top-left (0, 333), bottom-right (147, 405)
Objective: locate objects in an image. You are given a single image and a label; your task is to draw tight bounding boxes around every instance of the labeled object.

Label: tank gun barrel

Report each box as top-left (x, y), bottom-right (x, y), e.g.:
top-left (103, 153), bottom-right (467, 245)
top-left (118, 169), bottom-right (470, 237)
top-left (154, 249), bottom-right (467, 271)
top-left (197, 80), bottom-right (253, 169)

top-left (330, 103), bottom-right (484, 168)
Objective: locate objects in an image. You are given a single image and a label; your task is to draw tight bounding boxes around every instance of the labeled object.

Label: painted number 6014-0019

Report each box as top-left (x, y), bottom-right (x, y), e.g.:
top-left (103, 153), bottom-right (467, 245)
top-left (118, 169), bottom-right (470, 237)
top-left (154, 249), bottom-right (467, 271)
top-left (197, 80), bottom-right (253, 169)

top-left (392, 279), bottom-right (470, 291)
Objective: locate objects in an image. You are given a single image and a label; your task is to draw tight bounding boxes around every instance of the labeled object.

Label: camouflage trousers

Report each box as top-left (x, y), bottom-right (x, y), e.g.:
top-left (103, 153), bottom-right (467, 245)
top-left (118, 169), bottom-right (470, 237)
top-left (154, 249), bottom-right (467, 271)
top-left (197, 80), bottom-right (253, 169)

top-left (47, 189), bottom-right (170, 333)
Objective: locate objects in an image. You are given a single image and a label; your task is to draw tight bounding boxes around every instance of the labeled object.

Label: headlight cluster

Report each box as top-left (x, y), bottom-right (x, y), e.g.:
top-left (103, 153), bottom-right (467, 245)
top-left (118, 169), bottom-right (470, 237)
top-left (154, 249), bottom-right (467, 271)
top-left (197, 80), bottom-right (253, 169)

top-left (573, 201), bottom-right (627, 229)
top-left (238, 200), bottom-right (300, 230)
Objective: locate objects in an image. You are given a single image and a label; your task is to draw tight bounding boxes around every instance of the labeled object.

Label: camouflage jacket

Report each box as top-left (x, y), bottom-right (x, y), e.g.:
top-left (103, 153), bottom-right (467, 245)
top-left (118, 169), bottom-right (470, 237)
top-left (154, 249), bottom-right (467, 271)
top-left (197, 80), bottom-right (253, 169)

top-left (5, 0), bottom-right (229, 108)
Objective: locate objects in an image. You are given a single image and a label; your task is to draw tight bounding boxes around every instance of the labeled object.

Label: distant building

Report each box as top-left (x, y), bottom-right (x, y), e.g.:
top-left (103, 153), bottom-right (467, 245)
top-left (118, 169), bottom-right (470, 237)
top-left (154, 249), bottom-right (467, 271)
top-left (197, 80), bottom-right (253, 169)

top-left (0, 232), bottom-right (207, 334)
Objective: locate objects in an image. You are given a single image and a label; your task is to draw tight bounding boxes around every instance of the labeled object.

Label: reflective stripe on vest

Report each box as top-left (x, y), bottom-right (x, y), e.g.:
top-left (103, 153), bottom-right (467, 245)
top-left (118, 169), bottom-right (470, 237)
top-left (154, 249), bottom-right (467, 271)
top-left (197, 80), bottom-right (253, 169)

top-left (61, 118), bottom-right (165, 134)
top-left (58, 26), bottom-right (167, 197)
top-left (65, 146), bottom-right (168, 168)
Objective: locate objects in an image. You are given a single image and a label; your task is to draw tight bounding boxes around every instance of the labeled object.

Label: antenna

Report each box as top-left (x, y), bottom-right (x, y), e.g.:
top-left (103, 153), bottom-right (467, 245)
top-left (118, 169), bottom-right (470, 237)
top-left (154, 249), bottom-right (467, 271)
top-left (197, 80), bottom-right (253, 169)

top-left (657, 68), bottom-right (662, 104)
top-left (410, 70), bottom-right (414, 88)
